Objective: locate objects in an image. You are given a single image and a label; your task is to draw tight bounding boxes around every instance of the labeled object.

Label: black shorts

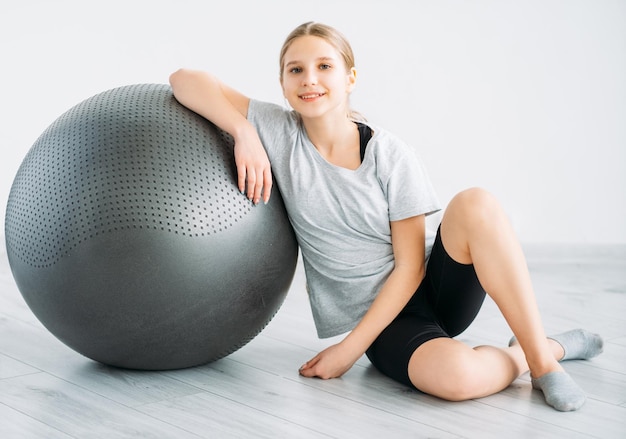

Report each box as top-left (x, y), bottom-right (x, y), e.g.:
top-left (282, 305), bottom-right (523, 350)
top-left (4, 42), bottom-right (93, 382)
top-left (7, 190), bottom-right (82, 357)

top-left (365, 226), bottom-right (486, 388)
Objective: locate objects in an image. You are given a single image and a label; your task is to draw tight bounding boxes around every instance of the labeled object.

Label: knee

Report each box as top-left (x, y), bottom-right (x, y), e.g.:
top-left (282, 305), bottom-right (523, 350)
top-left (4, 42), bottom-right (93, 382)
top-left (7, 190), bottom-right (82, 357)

top-left (447, 187), bottom-right (502, 231)
top-left (450, 187), bottom-right (499, 217)
top-left (410, 350), bottom-right (488, 402)
top-left (432, 364), bottom-right (486, 402)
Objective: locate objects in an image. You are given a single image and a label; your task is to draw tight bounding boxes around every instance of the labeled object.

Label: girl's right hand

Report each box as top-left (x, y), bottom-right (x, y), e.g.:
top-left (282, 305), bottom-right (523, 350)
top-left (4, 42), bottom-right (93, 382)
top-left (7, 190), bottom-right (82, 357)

top-left (169, 69), bottom-right (271, 202)
top-left (234, 127), bottom-right (272, 205)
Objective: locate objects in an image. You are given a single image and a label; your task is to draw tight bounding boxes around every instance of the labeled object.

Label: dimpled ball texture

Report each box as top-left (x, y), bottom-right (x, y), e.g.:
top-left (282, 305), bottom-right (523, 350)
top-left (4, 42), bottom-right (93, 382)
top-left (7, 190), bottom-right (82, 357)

top-left (5, 84), bottom-right (298, 370)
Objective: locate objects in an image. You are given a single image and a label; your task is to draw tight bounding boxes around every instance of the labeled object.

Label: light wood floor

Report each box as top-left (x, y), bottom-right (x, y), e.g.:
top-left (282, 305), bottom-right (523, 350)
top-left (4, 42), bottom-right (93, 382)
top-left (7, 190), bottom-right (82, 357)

top-left (1, 239), bottom-right (625, 438)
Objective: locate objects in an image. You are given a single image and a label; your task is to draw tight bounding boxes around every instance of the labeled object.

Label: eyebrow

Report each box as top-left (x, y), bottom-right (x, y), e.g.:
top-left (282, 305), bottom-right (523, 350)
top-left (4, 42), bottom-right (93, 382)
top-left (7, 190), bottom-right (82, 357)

top-left (285, 56), bottom-right (337, 68)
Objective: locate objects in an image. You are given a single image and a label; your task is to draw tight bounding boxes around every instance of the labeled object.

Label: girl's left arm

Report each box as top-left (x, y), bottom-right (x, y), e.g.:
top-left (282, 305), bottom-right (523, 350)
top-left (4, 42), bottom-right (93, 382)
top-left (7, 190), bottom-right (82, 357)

top-left (299, 215), bottom-right (426, 379)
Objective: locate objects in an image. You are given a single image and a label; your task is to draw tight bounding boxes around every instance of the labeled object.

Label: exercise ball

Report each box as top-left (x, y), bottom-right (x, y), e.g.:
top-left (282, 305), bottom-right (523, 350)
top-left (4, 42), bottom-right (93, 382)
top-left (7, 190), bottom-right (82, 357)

top-left (5, 83), bottom-right (298, 370)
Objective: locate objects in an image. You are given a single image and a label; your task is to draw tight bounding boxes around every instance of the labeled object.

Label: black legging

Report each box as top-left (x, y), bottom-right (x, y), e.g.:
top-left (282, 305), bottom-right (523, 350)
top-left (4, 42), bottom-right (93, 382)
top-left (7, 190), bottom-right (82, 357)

top-left (366, 225), bottom-right (487, 388)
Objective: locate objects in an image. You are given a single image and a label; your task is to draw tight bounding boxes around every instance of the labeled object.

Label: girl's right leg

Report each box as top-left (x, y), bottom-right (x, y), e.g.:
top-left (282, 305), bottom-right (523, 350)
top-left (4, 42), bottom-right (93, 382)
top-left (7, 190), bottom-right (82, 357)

top-left (408, 332), bottom-right (599, 404)
top-left (408, 338), bottom-right (528, 401)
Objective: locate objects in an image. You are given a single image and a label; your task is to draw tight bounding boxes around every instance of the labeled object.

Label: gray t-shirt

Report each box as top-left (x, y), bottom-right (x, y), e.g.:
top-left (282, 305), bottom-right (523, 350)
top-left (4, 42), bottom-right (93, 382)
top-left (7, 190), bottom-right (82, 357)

top-left (247, 100), bottom-right (441, 338)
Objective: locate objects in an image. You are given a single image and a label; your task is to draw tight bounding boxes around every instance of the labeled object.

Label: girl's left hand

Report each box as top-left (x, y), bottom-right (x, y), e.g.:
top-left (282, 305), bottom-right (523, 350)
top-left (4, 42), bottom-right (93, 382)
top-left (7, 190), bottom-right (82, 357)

top-left (298, 342), bottom-right (362, 380)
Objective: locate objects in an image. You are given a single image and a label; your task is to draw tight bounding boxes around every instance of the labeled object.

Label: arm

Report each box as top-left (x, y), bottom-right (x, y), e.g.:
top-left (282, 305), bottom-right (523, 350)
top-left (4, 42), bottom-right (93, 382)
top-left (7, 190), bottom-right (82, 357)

top-left (169, 68), bottom-right (272, 204)
top-left (299, 214), bottom-right (426, 379)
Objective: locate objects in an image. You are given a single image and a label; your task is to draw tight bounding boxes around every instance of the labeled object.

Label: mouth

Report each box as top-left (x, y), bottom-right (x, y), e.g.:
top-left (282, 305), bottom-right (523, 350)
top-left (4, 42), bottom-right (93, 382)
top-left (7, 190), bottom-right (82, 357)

top-left (299, 92), bottom-right (326, 101)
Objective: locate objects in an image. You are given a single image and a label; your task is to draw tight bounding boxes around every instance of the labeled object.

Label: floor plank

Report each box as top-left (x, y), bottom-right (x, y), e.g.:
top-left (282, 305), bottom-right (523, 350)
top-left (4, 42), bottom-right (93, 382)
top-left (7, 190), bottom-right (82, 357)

top-left (0, 373), bottom-right (203, 439)
top-left (0, 403), bottom-right (73, 439)
top-left (0, 352), bottom-right (39, 379)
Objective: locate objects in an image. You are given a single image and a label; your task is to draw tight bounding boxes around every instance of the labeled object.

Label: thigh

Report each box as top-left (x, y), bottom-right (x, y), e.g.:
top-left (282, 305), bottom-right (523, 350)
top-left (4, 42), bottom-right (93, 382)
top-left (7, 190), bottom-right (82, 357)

top-left (366, 288), bottom-right (447, 387)
top-left (424, 226), bottom-right (486, 337)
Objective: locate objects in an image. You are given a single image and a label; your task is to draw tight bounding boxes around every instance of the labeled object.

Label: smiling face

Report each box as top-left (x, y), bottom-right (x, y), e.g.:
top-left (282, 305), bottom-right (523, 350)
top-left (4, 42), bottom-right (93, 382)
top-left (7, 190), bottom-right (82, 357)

top-left (280, 35), bottom-right (356, 121)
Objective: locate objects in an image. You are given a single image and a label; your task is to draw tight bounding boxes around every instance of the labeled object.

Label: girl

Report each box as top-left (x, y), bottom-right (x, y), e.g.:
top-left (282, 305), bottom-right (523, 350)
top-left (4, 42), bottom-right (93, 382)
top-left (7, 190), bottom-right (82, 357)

top-left (169, 22), bottom-right (602, 411)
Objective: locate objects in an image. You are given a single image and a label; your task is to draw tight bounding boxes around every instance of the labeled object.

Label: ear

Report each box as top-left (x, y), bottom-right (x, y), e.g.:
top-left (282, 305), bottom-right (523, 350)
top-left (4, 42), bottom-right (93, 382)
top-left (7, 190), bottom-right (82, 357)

top-left (346, 67), bottom-right (357, 93)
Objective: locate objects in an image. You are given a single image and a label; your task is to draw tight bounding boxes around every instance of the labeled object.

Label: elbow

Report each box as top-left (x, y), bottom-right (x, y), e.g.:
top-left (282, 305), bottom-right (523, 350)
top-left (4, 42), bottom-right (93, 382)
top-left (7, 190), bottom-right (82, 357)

top-left (168, 68), bottom-right (214, 106)
top-left (407, 264), bottom-right (426, 290)
top-left (392, 263), bottom-right (424, 293)
top-left (169, 68), bottom-right (194, 94)
top-left (169, 69), bottom-right (219, 101)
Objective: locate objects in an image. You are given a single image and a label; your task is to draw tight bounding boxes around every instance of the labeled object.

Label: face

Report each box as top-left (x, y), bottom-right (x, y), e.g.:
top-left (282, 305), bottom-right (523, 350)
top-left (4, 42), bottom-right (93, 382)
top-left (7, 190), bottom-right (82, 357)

top-left (280, 35), bottom-right (356, 121)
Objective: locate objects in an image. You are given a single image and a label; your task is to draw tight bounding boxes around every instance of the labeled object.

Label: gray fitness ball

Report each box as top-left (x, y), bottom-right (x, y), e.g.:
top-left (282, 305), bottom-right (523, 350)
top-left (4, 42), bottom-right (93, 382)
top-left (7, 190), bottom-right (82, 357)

top-left (5, 84), bottom-right (297, 370)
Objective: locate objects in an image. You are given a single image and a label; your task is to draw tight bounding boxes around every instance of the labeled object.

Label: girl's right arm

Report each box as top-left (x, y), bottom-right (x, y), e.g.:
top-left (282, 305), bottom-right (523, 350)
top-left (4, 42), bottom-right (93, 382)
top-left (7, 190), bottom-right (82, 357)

top-left (169, 69), bottom-right (272, 204)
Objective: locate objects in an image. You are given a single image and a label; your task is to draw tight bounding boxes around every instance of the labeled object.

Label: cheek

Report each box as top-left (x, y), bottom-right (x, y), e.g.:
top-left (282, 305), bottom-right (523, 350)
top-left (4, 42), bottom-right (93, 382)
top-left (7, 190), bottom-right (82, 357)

top-left (281, 78), bottom-right (296, 95)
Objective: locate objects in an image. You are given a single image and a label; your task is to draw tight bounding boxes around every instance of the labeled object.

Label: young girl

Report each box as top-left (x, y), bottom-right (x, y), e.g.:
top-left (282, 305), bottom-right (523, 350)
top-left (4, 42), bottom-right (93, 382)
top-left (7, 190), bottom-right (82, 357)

top-left (169, 22), bottom-right (602, 411)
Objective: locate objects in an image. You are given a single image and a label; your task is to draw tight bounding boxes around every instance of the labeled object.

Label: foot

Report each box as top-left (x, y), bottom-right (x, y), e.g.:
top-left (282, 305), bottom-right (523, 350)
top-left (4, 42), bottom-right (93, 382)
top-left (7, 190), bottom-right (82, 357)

top-left (509, 329), bottom-right (603, 361)
top-left (532, 371), bottom-right (586, 411)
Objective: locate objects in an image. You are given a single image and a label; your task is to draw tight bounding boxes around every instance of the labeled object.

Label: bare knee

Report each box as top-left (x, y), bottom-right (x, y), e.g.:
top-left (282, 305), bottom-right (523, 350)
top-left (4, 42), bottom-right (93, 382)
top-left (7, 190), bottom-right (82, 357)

top-left (445, 376), bottom-right (486, 402)
top-left (425, 364), bottom-right (486, 402)
top-left (409, 342), bottom-right (490, 402)
top-left (441, 188), bottom-right (504, 263)
top-left (447, 187), bottom-right (501, 227)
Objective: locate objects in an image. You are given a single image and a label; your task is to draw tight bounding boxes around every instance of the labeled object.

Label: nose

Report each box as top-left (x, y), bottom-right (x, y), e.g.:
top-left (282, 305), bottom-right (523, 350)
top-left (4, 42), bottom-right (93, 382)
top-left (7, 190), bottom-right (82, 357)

top-left (302, 69), bottom-right (317, 87)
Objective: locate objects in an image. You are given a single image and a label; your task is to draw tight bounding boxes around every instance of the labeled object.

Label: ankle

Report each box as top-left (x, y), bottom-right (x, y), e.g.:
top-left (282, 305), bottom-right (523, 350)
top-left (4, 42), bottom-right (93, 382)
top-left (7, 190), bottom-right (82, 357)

top-left (548, 338), bottom-right (566, 361)
top-left (528, 358), bottom-right (563, 379)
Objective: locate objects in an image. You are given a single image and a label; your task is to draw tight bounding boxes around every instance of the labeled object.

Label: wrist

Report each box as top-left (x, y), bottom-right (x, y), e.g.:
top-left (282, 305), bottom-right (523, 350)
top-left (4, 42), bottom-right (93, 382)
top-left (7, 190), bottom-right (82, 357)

top-left (232, 121), bottom-right (258, 144)
top-left (341, 330), bottom-right (372, 358)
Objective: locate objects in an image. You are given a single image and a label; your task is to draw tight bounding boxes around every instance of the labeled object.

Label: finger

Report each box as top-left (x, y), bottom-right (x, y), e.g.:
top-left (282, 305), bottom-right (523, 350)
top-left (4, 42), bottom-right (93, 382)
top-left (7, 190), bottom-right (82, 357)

top-left (262, 167), bottom-right (273, 204)
top-left (236, 162), bottom-right (247, 194)
top-left (245, 168), bottom-right (256, 201)
top-left (299, 356), bottom-right (319, 373)
top-left (253, 168), bottom-right (264, 205)
top-left (299, 364), bottom-right (319, 378)
top-left (298, 357), bottom-right (320, 378)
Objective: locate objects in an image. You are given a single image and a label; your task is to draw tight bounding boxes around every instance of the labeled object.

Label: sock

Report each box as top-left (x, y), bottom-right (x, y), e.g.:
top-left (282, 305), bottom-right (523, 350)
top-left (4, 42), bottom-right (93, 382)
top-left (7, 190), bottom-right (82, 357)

top-left (532, 371), bottom-right (586, 411)
top-left (508, 329), bottom-right (603, 361)
top-left (550, 329), bottom-right (604, 361)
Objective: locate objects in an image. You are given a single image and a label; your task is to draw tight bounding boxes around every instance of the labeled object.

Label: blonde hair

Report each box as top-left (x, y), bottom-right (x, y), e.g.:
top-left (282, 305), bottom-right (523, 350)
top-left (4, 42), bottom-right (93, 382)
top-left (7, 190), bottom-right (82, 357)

top-left (279, 22), bottom-right (365, 122)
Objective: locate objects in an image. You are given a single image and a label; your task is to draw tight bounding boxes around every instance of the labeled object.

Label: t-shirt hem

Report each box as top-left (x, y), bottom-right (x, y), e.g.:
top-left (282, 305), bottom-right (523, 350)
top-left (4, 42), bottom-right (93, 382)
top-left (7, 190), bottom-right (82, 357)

top-left (389, 205), bottom-right (441, 222)
top-left (316, 322), bottom-right (356, 339)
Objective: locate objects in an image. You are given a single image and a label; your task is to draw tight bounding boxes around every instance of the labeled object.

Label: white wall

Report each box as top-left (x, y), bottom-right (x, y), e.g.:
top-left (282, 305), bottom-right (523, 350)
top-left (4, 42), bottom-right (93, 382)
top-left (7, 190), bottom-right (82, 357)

top-left (1, 0), bottom-right (624, 244)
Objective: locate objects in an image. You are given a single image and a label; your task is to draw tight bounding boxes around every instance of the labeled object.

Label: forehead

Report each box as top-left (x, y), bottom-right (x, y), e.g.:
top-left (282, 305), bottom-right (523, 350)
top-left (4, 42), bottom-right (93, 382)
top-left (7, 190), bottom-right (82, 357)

top-left (283, 35), bottom-right (341, 64)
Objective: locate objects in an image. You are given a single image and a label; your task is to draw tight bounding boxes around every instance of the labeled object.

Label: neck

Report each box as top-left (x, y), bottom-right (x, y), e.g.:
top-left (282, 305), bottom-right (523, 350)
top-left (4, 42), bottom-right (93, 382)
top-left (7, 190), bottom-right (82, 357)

top-left (301, 114), bottom-right (355, 154)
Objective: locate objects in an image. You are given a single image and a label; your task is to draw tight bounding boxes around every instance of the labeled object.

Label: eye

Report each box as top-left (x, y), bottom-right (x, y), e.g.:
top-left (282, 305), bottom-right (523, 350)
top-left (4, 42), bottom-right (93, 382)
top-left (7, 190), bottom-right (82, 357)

top-left (319, 63), bottom-right (332, 70)
top-left (289, 67), bottom-right (302, 74)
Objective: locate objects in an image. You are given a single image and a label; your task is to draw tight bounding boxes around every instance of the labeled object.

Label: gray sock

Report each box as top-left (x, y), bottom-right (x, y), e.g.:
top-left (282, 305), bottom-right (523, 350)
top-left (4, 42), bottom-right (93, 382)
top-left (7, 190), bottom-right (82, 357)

top-left (532, 371), bottom-right (586, 411)
top-left (508, 329), bottom-right (603, 361)
top-left (550, 329), bottom-right (604, 361)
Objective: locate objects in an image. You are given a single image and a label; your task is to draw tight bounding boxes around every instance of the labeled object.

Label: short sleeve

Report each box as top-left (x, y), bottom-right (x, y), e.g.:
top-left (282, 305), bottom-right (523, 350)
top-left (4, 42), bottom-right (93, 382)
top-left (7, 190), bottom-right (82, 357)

top-left (380, 137), bottom-right (441, 222)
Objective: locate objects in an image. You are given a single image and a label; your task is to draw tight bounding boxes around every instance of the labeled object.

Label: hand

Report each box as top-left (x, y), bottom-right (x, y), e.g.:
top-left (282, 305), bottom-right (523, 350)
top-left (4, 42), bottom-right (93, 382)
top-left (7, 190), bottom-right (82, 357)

top-left (233, 128), bottom-right (272, 205)
top-left (298, 342), bottom-right (362, 380)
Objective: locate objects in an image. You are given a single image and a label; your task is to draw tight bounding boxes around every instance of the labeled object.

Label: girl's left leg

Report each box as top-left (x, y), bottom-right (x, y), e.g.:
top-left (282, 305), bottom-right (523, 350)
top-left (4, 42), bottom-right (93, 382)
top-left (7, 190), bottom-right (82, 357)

top-left (438, 188), bottom-right (561, 380)
top-left (410, 187), bottom-right (601, 411)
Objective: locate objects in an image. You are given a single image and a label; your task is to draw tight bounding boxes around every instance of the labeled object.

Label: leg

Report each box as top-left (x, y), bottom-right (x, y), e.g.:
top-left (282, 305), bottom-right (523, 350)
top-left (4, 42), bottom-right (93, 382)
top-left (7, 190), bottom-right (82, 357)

top-left (438, 188), bottom-right (561, 378)
top-left (409, 338), bottom-right (594, 410)
top-left (407, 224), bottom-right (533, 400)
top-left (409, 338), bottom-right (528, 401)
top-left (417, 188), bottom-right (592, 410)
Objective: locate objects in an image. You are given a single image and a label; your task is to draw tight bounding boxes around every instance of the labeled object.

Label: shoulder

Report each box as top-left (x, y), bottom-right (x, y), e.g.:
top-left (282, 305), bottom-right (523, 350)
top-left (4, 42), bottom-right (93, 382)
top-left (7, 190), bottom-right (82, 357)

top-left (366, 125), bottom-right (423, 170)
top-left (248, 99), bottom-right (285, 115)
top-left (247, 100), bottom-right (301, 158)
top-left (365, 125), bottom-right (435, 191)
top-left (367, 126), bottom-right (440, 219)
top-left (248, 99), bottom-right (299, 129)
